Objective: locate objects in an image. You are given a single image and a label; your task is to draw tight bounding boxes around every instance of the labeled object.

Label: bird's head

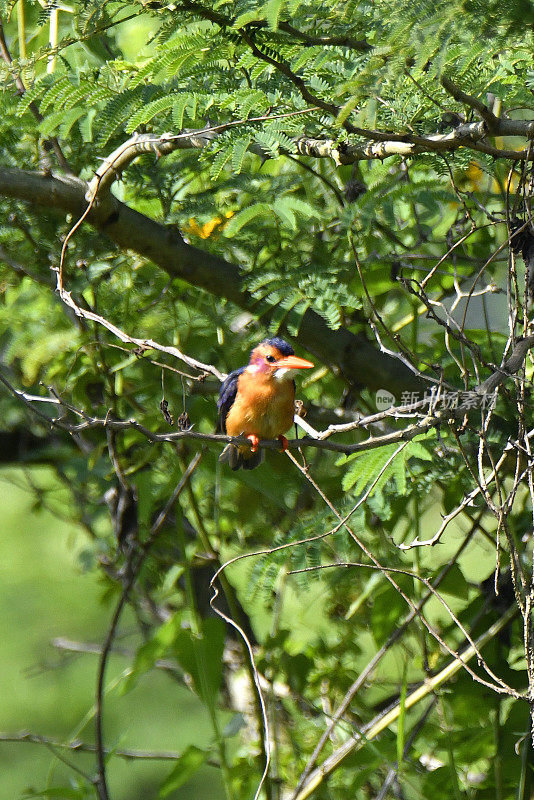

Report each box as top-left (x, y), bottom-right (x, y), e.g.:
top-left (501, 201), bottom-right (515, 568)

top-left (247, 338), bottom-right (314, 380)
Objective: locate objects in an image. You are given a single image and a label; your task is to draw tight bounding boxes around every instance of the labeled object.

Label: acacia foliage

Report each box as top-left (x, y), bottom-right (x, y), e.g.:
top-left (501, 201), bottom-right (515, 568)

top-left (0, 1), bottom-right (534, 799)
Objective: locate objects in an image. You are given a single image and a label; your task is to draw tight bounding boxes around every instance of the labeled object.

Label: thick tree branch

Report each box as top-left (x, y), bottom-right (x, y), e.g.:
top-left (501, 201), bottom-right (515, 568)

top-left (0, 166), bottom-right (423, 395)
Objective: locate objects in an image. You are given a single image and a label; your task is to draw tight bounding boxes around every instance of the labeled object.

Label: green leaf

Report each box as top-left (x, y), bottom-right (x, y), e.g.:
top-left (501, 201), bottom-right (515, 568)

top-left (339, 437), bottom-right (433, 496)
top-left (236, 89), bottom-right (270, 118)
top-left (280, 196), bottom-right (320, 220)
top-left (210, 147), bottom-right (232, 181)
top-left (59, 107), bottom-right (86, 139)
top-left (405, 440), bottom-right (432, 461)
top-left (38, 109), bottom-right (69, 137)
top-left (126, 94), bottom-right (193, 132)
top-left (336, 95), bottom-right (359, 127)
top-left (253, 130), bottom-right (283, 157)
top-left (438, 563), bottom-right (469, 600)
top-left (15, 76), bottom-right (52, 117)
top-left (273, 197), bottom-right (297, 229)
top-left (159, 746), bottom-right (207, 797)
top-left (223, 203), bottom-right (272, 236)
top-left (171, 94), bottom-right (194, 128)
top-left (122, 614), bottom-right (180, 693)
top-left (173, 617), bottom-right (226, 709)
top-left (233, 11), bottom-right (260, 28)
top-left (340, 444), bottom-right (400, 494)
top-left (265, 0), bottom-right (285, 29)
top-left (231, 135), bottom-right (252, 174)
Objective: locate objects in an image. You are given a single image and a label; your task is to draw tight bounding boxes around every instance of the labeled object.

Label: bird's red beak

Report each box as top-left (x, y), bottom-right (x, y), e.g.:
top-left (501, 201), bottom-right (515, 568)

top-left (275, 355), bottom-right (314, 370)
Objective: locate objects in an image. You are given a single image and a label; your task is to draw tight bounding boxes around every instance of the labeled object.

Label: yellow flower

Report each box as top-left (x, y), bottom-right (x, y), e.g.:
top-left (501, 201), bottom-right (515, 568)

top-left (185, 210), bottom-right (234, 239)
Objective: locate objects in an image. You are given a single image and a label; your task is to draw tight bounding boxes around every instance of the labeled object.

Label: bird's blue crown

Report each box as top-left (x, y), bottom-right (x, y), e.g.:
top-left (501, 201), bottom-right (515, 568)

top-left (261, 337), bottom-right (294, 356)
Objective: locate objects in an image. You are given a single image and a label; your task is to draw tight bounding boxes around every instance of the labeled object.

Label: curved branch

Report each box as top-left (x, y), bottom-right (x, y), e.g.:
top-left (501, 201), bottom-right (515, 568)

top-left (87, 109), bottom-right (319, 200)
top-left (88, 119), bottom-right (534, 209)
top-left (54, 269), bottom-right (226, 381)
top-left (87, 130), bottom-right (215, 201)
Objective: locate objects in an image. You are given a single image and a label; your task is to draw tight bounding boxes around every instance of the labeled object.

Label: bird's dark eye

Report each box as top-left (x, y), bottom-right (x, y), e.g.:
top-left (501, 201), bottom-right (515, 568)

top-left (265, 355), bottom-right (276, 363)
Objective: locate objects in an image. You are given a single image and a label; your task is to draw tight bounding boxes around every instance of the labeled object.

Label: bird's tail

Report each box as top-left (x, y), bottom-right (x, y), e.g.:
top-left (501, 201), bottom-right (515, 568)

top-left (219, 443), bottom-right (264, 471)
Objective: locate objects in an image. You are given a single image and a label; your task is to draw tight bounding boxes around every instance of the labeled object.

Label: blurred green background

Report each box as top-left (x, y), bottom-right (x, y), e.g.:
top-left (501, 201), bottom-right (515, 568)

top-left (0, 468), bottom-right (222, 800)
top-left (0, 465), bottom-right (500, 799)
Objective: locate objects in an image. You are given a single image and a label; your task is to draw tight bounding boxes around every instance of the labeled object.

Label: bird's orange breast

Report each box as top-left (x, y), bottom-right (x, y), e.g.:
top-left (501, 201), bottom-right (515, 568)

top-left (224, 371), bottom-right (295, 440)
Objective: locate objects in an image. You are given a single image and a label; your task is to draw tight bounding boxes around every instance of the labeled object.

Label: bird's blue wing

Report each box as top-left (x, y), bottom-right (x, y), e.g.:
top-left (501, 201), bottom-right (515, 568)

top-left (217, 367), bottom-right (245, 432)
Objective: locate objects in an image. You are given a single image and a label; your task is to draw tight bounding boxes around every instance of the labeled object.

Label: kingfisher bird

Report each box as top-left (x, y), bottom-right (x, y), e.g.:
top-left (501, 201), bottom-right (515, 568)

top-left (217, 338), bottom-right (314, 470)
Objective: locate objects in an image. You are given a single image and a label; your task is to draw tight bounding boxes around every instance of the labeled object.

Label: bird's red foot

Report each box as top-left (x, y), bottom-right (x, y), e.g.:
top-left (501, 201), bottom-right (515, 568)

top-left (247, 434), bottom-right (260, 453)
top-left (278, 435), bottom-right (289, 451)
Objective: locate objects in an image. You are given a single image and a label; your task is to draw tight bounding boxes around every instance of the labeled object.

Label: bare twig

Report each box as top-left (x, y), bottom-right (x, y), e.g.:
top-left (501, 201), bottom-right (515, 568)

top-left (53, 269), bottom-right (226, 380)
top-left (293, 605), bottom-right (519, 800)
top-left (285, 450), bottom-right (518, 696)
top-left (398, 448), bottom-right (508, 549)
top-left (4, 326), bottom-right (534, 464)
top-left (0, 730), bottom-right (218, 763)
top-left (95, 454), bottom-right (202, 800)
top-left (291, 517), bottom-right (485, 797)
